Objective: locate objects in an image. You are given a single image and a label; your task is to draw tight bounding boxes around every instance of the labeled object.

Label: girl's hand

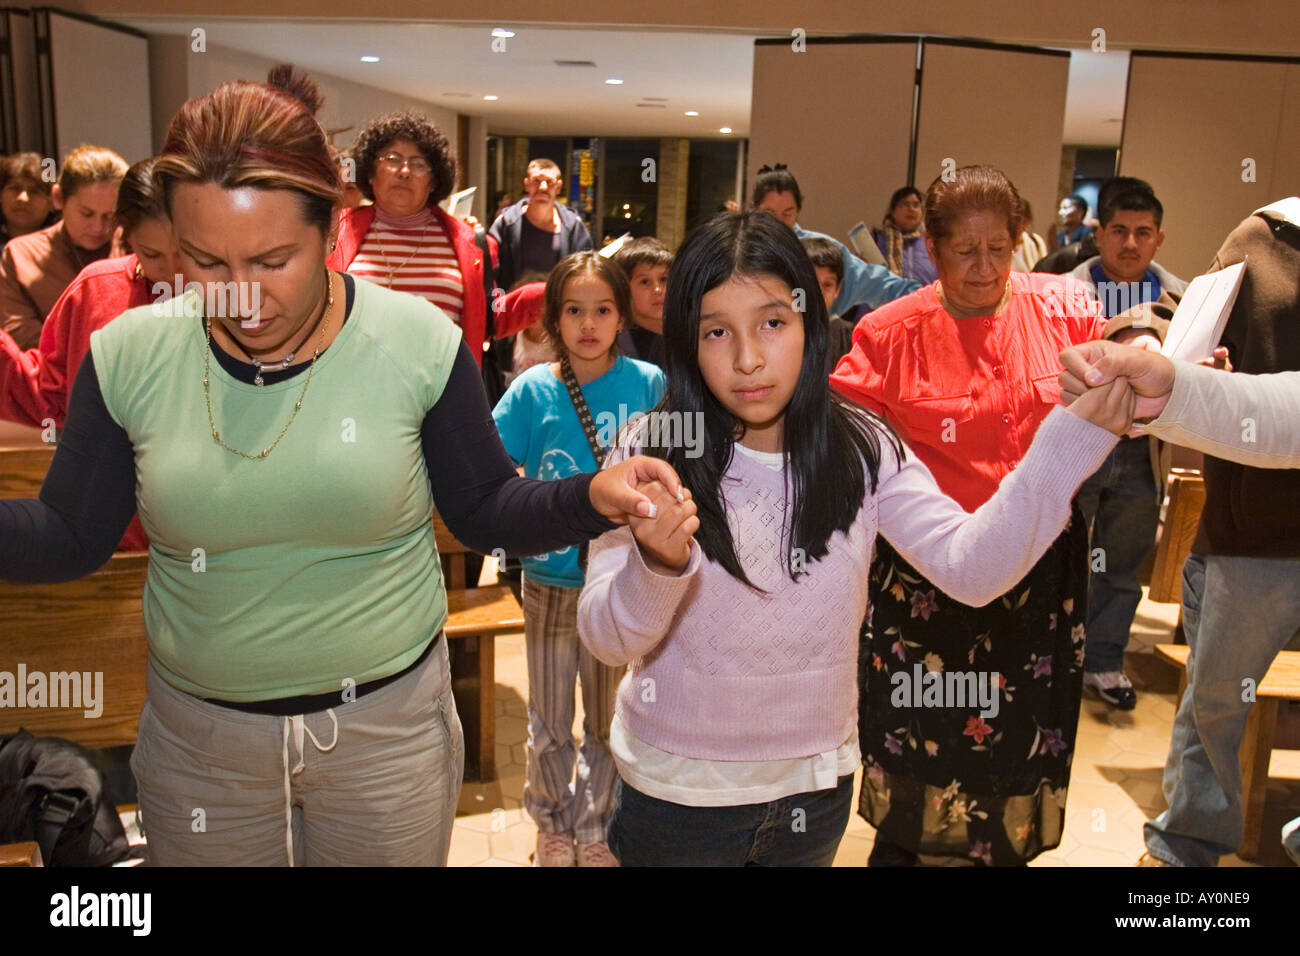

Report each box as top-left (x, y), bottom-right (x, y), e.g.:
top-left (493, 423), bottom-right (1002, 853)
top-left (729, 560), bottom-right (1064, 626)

top-left (589, 455), bottom-right (686, 524)
top-left (1063, 376), bottom-right (1135, 436)
top-left (1197, 346), bottom-right (1232, 372)
top-left (627, 481), bottom-right (698, 575)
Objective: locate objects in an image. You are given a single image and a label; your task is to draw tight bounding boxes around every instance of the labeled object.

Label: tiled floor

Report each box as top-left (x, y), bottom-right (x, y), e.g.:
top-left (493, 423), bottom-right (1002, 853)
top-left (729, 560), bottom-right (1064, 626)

top-left (452, 582), bottom-right (1300, 867)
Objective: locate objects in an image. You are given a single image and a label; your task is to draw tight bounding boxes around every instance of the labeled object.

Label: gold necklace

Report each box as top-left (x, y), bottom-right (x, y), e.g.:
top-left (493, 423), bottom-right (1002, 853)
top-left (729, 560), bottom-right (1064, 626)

top-left (936, 278), bottom-right (1013, 318)
top-left (203, 271), bottom-right (334, 460)
top-left (374, 218), bottom-right (432, 288)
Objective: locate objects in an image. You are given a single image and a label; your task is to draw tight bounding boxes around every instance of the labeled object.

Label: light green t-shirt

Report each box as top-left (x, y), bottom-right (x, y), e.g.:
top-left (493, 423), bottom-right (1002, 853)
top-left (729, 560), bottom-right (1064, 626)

top-left (90, 277), bottom-right (462, 701)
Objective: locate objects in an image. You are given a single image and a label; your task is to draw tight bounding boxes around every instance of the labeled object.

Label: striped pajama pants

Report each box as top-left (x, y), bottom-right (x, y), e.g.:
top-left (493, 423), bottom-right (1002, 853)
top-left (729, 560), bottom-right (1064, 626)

top-left (521, 574), bottom-right (623, 844)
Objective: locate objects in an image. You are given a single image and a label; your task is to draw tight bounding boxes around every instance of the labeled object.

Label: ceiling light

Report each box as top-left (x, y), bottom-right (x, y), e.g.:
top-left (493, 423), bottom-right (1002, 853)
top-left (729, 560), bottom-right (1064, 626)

top-left (491, 28), bottom-right (515, 38)
top-left (360, 55), bottom-right (379, 63)
top-left (719, 127), bottom-right (732, 134)
top-left (685, 110), bottom-right (699, 116)
top-left (483, 95), bottom-right (499, 101)
top-left (605, 78), bottom-right (623, 85)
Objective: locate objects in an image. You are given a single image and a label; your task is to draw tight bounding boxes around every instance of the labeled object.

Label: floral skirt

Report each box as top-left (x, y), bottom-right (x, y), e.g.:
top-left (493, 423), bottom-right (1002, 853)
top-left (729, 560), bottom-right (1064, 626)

top-left (857, 504), bottom-right (1089, 865)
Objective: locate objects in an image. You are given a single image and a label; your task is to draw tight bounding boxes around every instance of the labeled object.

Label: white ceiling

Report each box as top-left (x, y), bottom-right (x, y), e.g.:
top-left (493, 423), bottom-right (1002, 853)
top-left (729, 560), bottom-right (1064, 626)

top-left (116, 18), bottom-right (759, 138)
top-left (114, 18), bottom-right (1128, 145)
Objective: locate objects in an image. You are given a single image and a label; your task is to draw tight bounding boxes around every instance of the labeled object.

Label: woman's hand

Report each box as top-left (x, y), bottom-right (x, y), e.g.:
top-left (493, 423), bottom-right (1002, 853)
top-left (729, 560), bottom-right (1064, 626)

top-left (1060, 340), bottom-right (1175, 423)
top-left (1063, 376), bottom-right (1136, 436)
top-left (626, 481), bottom-right (698, 575)
top-left (589, 455), bottom-right (686, 524)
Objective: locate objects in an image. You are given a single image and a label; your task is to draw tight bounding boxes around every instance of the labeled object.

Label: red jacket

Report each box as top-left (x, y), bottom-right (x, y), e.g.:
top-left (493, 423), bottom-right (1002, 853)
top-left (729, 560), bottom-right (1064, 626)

top-left (327, 203), bottom-right (488, 365)
top-left (0, 252), bottom-right (154, 551)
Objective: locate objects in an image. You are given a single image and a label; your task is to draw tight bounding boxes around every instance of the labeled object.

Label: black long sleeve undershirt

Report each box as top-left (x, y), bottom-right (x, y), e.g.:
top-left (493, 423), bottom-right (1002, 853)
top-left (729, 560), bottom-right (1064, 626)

top-left (0, 289), bottom-right (615, 583)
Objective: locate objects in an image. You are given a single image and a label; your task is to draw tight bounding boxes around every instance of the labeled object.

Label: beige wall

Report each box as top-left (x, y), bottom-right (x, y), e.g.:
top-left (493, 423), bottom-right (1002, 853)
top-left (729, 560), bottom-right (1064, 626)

top-left (749, 41), bottom-right (915, 244)
top-left (45, 1), bottom-right (1300, 58)
top-left (148, 38), bottom-right (466, 166)
top-left (1120, 55), bottom-right (1300, 280)
top-left (751, 39), bottom-right (1068, 250)
top-left (912, 43), bottom-right (1070, 250)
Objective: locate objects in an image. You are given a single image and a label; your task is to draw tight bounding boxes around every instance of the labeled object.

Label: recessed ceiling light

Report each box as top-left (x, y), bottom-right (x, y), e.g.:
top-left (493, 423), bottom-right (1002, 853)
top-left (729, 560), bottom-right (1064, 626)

top-left (360, 55), bottom-right (379, 63)
top-left (483, 95), bottom-right (499, 101)
top-left (684, 110), bottom-right (699, 116)
top-left (605, 78), bottom-right (623, 85)
top-left (491, 28), bottom-right (515, 38)
top-left (719, 127), bottom-right (732, 134)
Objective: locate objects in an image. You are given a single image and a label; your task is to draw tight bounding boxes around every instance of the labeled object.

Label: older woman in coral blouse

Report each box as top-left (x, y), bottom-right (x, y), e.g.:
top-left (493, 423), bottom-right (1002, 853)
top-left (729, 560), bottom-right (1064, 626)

top-left (832, 165), bottom-right (1142, 867)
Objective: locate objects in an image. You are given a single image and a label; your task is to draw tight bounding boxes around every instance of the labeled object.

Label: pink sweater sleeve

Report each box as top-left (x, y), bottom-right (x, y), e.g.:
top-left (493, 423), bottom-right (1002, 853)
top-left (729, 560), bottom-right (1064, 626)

top-left (876, 406), bottom-right (1117, 607)
top-left (577, 526), bottom-right (703, 667)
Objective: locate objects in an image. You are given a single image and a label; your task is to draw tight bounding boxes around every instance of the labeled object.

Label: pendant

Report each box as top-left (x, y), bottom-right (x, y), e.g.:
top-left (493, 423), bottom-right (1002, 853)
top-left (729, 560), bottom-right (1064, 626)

top-left (254, 373), bottom-right (264, 387)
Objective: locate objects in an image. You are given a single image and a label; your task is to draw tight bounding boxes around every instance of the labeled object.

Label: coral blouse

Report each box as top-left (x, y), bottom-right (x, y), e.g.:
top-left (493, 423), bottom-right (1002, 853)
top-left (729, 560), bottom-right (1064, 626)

top-left (831, 271), bottom-right (1107, 512)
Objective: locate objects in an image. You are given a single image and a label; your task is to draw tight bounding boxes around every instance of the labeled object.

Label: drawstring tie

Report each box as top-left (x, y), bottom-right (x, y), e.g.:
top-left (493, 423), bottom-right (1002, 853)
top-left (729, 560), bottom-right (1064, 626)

top-left (280, 709), bottom-right (339, 866)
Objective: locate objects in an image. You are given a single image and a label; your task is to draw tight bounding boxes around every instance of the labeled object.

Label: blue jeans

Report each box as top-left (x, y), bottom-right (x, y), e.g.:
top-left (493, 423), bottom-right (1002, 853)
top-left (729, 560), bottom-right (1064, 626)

top-left (1075, 437), bottom-right (1160, 673)
top-left (1144, 553), bottom-right (1300, 866)
top-left (607, 775), bottom-right (853, 866)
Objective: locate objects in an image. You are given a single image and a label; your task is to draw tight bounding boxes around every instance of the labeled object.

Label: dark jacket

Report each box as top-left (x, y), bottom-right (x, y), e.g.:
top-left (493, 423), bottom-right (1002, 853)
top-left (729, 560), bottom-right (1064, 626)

top-left (487, 199), bottom-right (593, 293)
top-left (1032, 233), bottom-right (1099, 274)
top-left (1191, 205), bottom-right (1300, 557)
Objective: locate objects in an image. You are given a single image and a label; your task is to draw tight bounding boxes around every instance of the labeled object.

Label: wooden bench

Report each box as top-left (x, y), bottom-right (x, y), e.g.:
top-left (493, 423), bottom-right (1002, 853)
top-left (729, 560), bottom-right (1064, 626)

top-left (1147, 470), bottom-right (1206, 605)
top-left (1155, 643), bottom-right (1300, 859)
top-left (433, 512), bottom-right (524, 782)
top-left (0, 842), bottom-right (43, 866)
top-left (0, 443), bottom-right (53, 498)
top-left (0, 551), bottom-right (149, 867)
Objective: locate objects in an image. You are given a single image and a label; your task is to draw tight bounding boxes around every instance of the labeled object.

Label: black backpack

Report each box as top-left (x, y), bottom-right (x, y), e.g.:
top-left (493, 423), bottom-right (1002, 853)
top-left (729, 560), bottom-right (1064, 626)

top-left (0, 729), bottom-right (132, 866)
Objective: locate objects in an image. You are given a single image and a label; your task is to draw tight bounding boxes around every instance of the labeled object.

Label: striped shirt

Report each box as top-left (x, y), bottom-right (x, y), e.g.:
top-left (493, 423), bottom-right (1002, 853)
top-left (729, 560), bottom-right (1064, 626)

top-left (347, 207), bottom-right (464, 323)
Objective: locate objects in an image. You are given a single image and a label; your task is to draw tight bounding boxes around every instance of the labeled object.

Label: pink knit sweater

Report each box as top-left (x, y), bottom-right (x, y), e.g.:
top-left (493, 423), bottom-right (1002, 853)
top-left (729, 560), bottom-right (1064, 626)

top-left (577, 407), bottom-right (1117, 761)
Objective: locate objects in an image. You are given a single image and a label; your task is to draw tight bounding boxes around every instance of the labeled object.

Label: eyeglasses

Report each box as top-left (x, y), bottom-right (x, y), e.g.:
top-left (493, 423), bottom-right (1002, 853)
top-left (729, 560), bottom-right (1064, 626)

top-left (526, 175), bottom-right (559, 189)
top-left (378, 152), bottom-right (432, 176)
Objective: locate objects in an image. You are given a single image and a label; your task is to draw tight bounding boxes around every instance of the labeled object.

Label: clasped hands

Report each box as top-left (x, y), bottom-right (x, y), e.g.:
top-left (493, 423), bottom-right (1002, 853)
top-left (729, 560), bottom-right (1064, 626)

top-left (586, 457), bottom-right (699, 575)
top-left (1059, 332), bottom-right (1230, 437)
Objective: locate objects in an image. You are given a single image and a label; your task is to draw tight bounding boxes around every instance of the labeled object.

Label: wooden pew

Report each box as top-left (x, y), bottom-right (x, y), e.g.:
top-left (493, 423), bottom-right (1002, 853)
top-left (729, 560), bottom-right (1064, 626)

top-left (434, 512), bottom-right (524, 782)
top-left (1148, 470), bottom-right (1206, 605)
top-left (0, 443), bottom-right (53, 498)
top-left (1156, 643), bottom-right (1300, 859)
top-left (0, 552), bottom-right (150, 749)
top-left (0, 842), bottom-right (43, 867)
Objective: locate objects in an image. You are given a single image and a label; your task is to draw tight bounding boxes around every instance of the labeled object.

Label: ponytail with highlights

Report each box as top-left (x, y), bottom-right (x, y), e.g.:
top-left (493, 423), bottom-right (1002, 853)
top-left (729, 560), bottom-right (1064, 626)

top-left (152, 64), bottom-right (342, 233)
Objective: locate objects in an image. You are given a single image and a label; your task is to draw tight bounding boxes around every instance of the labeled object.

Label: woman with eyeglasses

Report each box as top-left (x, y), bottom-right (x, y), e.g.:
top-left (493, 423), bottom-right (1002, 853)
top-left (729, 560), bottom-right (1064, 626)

top-left (326, 112), bottom-right (490, 364)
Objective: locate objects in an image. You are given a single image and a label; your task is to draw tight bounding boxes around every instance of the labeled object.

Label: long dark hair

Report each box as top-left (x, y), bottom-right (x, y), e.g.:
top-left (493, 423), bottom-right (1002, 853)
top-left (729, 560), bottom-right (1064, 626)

top-left (647, 211), bottom-right (900, 588)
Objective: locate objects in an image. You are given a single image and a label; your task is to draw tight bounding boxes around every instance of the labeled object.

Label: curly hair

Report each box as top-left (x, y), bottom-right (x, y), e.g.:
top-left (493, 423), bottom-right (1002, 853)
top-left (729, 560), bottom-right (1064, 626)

top-left (351, 111), bottom-right (457, 207)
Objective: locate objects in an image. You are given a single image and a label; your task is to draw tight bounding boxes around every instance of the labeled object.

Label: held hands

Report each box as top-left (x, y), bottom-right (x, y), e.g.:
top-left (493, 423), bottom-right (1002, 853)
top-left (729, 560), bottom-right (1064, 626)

top-left (1062, 375), bottom-right (1137, 435)
top-left (1059, 340), bottom-right (1177, 425)
top-left (588, 455), bottom-right (686, 524)
top-left (627, 481), bottom-right (699, 575)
